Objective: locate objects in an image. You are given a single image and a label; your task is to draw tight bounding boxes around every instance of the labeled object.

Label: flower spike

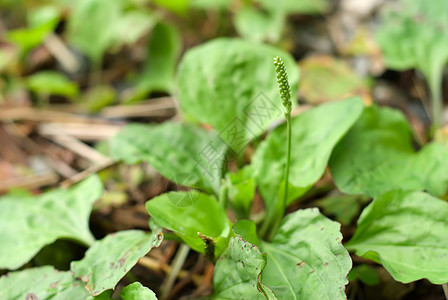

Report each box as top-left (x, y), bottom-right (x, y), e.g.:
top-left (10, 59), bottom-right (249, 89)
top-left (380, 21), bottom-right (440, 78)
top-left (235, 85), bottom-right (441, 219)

top-left (273, 56), bottom-right (292, 113)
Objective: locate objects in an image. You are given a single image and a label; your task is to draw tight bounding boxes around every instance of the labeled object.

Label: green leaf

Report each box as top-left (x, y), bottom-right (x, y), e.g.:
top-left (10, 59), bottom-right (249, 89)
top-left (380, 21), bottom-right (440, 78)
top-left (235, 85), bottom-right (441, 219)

top-left (177, 38), bottom-right (299, 154)
top-left (345, 190), bottom-right (448, 284)
top-left (233, 220), bottom-right (260, 248)
top-left (67, 0), bottom-right (123, 62)
top-left (213, 236), bottom-right (276, 299)
top-left (0, 266), bottom-right (89, 300)
top-left (113, 11), bottom-right (156, 47)
top-left (329, 105), bottom-right (448, 197)
top-left (26, 71), bottom-right (79, 98)
top-left (348, 265), bottom-right (380, 286)
top-left (121, 282), bottom-right (158, 300)
top-left (234, 6), bottom-right (285, 43)
top-left (110, 122), bottom-right (226, 193)
top-left (71, 230), bottom-right (162, 296)
top-left (376, 0), bottom-right (448, 127)
top-left (252, 97), bottom-right (364, 227)
top-left (0, 175), bottom-right (102, 270)
top-left (92, 290), bottom-right (114, 300)
top-left (146, 192), bottom-right (231, 257)
top-left (224, 166), bottom-right (256, 218)
top-left (152, 0), bottom-right (188, 14)
top-left (128, 22), bottom-right (181, 102)
top-left (262, 208), bottom-right (352, 299)
top-left (376, 0), bottom-right (448, 75)
top-left (255, 0), bottom-right (330, 14)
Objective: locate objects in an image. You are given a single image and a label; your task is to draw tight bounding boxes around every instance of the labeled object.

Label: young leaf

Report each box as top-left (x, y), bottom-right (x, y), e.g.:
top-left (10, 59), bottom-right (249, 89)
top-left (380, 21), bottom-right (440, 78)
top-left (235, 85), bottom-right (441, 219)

top-left (0, 266), bottom-right (89, 300)
top-left (177, 38), bottom-right (299, 153)
top-left (67, 0), bottom-right (123, 62)
top-left (224, 167), bottom-right (256, 218)
top-left (26, 71), bottom-right (79, 98)
top-left (213, 236), bottom-right (276, 299)
top-left (234, 6), bottom-right (285, 43)
top-left (7, 5), bottom-right (60, 55)
top-left (128, 22), bottom-right (181, 102)
top-left (261, 208), bottom-right (352, 299)
top-left (71, 230), bottom-right (163, 296)
top-left (345, 190), bottom-right (448, 284)
top-left (113, 11), bottom-right (156, 48)
top-left (121, 282), bottom-right (158, 300)
top-left (252, 97), bottom-right (364, 227)
top-left (110, 122), bottom-right (227, 194)
top-left (0, 175), bottom-right (102, 270)
top-left (146, 192), bottom-right (232, 258)
top-left (329, 105), bottom-right (448, 197)
top-left (348, 265), bottom-right (380, 286)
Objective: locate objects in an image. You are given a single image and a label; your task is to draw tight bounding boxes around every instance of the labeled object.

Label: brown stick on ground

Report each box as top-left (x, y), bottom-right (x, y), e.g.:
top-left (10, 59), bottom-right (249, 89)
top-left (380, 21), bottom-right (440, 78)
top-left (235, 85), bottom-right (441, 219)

top-left (138, 256), bottom-right (202, 286)
top-left (59, 158), bottom-right (115, 188)
top-left (0, 170), bottom-right (59, 193)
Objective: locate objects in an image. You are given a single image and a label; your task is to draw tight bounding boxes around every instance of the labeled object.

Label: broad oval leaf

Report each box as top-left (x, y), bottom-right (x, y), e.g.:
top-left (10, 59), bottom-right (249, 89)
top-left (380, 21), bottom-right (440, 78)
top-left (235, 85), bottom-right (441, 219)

top-left (0, 266), bottom-right (89, 300)
top-left (345, 190), bottom-right (448, 284)
top-left (252, 97), bottom-right (364, 226)
top-left (121, 282), bottom-right (158, 300)
top-left (146, 192), bottom-right (231, 257)
top-left (329, 105), bottom-right (448, 197)
top-left (110, 122), bottom-right (226, 194)
top-left (71, 230), bottom-right (162, 296)
top-left (213, 236), bottom-right (276, 300)
top-left (262, 208), bottom-right (352, 299)
top-left (0, 175), bottom-right (102, 270)
top-left (177, 38), bottom-right (299, 153)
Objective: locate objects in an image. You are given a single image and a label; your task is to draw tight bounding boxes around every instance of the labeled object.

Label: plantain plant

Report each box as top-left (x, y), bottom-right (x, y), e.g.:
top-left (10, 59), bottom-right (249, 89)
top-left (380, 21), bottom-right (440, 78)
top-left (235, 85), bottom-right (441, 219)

top-left (2, 37), bottom-right (448, 299)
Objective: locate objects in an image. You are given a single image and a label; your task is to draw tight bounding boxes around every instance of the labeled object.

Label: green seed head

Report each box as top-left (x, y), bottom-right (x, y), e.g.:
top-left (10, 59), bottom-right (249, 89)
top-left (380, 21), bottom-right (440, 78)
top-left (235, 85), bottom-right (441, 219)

top-left (273, 56), bottom-right (292, 112)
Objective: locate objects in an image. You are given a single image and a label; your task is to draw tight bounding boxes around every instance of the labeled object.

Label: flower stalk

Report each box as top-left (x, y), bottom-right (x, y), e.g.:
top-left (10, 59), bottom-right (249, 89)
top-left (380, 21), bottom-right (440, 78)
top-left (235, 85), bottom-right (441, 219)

top-left (274, 56), bottom-right (292, 214)
top-left (267, 57), bottom-right (293, 240)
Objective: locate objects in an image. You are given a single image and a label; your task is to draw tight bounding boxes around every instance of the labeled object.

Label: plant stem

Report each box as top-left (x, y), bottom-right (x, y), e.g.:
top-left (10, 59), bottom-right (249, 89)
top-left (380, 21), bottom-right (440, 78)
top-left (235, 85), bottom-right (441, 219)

top-left (261, 56), bottom-right (293, 241)
top-left (442, 283), bottom-right (448, 300)
top-left (283, 111), bottom-right (292, 217)
top-left (266, 111), bottom-right (292, 242)
top-left (89, 58), bottom-right (102, 89)
top-left (429, 72), bottom-right (443, 136)
top-left (160, 243), bottom-right (190, 300)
